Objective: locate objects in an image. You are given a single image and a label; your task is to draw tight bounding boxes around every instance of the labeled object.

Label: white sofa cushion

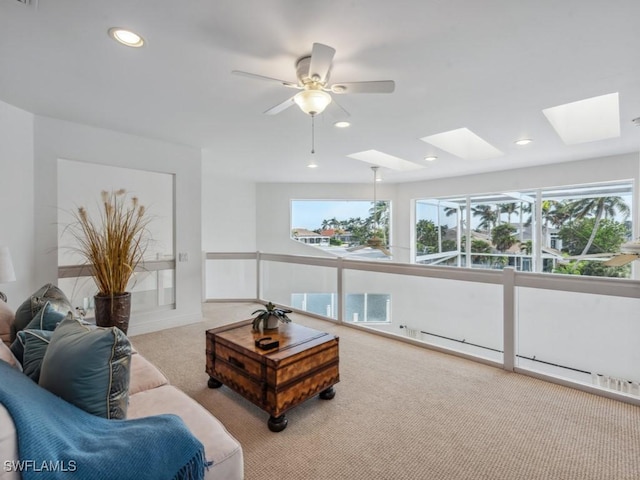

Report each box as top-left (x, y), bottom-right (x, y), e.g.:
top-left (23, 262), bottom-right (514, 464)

top-left (128, 385), bottom-right (244, 480)
top-left (128, 353), bottom-right (169, 396)
top-left (0, 342), bottom-right (20, 371)
top-left (0, 300), bottom-right (13, 347)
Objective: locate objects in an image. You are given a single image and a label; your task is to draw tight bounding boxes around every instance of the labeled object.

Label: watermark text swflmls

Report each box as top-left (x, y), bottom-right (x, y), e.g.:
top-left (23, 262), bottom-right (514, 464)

top-left (4, 460), bottom-right (77, 472)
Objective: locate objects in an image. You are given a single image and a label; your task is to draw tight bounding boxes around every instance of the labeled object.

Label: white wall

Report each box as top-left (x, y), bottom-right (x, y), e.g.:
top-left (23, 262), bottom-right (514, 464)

top-left (0, 99), bottom-right (34, 308)
top-left (201, 152), bottom-right (259, 300)
top-left (33, 116), bottom-right (202, 335)
top-left (201, 152), bottom-right (257, 252)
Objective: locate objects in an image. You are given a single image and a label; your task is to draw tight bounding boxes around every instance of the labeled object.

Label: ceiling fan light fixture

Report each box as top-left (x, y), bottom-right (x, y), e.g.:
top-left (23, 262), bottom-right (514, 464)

top-left (108, 27), bottom-right (145, 48)
top-left (294, 89), bottom-right (332, 116)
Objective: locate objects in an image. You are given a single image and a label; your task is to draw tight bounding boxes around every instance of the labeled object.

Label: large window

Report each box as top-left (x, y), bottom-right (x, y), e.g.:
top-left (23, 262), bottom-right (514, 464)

top-left (415, 181), bottom-right (633, 277)
top-left (291, 200), bottom-right (391, 260)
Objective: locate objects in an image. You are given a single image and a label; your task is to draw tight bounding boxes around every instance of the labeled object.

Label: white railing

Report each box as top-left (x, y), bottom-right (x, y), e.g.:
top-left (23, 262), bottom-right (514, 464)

top-left (204, 251), bottom-right (640, 406)
top-left (58, 259), bottom-right (176, 315)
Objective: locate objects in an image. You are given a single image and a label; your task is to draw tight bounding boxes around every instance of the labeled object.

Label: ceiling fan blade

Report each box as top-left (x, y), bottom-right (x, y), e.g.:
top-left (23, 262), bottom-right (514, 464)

top-left (263, 96), bottom-right (296, 115)
top-left (309, 43), bottom-right (335, 83)
top-left (331, 80), bottom-right (395, 94)
top-left (603, 254), bottom-right (638, 267)
top-left (232, 70), bottom-right (299, 88)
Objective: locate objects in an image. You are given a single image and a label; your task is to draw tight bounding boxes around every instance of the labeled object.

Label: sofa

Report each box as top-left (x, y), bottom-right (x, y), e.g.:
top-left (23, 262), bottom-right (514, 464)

top-left (0, 294), bottom-right (244, 480)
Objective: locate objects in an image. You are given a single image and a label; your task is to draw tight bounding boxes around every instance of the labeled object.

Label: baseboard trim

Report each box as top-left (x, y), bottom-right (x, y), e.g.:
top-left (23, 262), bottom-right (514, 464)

top-left (128, 312), bottom-right (202, 336)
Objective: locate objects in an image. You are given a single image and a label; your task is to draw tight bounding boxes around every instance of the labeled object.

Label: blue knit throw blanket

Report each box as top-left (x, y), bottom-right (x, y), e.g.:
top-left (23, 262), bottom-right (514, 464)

top-left (0, 361), bottom-right (207, 480)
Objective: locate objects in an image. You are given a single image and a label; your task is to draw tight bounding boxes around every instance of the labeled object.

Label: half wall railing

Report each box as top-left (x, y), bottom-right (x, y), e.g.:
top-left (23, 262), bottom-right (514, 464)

top-left (205, 251), bottom-right (640, 406)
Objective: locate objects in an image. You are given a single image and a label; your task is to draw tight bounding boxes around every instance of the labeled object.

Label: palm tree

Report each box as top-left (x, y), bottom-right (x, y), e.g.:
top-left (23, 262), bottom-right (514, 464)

top-left (520, 240), bottom-right (533, 255)
top-left (519, 202), bottom-right (532, 242)
top-left (499, 203), bottom-right (518, 223)
top-left (368, 201), bottom-right (389, 244)
top-left (369, 201), bottom-right (389, 229)
top-left (472, 204), bottom-right (498, 234)
top-left (492, 223), bottom-right (517, 252)
top-left (569, 196), bottom-right (630, 256)
top-left (547, 201), bottom-right (573, 228)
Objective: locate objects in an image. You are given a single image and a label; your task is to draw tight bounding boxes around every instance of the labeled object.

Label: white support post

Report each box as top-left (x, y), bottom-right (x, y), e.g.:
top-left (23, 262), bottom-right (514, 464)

top-left (465, 197), bottom-right (471, 267)
top-left (337, 257), bottom-right (343, 323)
top-left (534, 190), bottom-right (542, 273)
top-left (256, 251), bottom-right (261, 301)
top-left (503, 267), bottom-right (516, 371)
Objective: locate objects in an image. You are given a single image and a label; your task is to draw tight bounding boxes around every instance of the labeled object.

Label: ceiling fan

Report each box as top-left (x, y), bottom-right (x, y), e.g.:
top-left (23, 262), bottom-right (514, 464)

top-left (602, 240), bottom-right (640, 266)
top-left (232, 43), bottom-right (395, 117)
top-left (559, 240), bottom-right (640, 266)
top-left (347, 166), bottom-right (392, 257)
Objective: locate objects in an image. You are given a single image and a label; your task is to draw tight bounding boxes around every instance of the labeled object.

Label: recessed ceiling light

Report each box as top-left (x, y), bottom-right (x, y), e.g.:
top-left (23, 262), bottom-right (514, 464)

top-left (334, 121), bottom-right (350, 128)
top-left (424, 155), bottom-right (438, 161)
top-left (514, 139), bottom-right (533, 146)
top-left (307, 160), bottom-right (318, 168)
top-left (108, 27), bottom-right (145, 48)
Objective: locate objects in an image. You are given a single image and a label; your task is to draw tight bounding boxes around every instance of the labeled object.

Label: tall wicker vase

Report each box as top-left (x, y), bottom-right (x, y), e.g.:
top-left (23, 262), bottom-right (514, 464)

top-left (94, 292), bottom-right (131, 335)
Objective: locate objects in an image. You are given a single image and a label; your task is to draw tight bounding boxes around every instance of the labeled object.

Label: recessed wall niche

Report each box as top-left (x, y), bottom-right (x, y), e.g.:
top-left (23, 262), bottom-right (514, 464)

top-left (56, 158), bottom-right (175, 313)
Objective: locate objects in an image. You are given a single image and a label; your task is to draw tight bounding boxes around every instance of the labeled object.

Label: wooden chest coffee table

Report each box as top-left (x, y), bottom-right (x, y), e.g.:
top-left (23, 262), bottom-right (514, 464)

top-left (206, 320), bottom-right (339, 432)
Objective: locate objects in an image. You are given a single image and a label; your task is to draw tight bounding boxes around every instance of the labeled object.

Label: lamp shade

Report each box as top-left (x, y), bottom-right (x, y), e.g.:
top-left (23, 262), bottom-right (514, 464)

top-left (0, 246), bottom-right (16, 284)
top-left (294, 89), bottom-right (332, 116)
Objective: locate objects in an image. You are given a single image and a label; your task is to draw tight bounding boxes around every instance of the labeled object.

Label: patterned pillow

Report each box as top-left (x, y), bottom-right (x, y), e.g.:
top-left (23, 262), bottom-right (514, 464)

top-left (12, 284), bottom-right (72, 341)
top-left (9, 302), bottom-right (66, 364)
top-left (39, 316), bottom-right (132, 419)
top-left (18, 329), bottom-right (54, 382)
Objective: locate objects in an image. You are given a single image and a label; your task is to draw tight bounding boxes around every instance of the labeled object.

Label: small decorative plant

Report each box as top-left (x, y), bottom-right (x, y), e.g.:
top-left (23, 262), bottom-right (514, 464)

top-left (68, 189), bottom-right (151, 296)
top-left (252, 301), bottom-right (292, 330)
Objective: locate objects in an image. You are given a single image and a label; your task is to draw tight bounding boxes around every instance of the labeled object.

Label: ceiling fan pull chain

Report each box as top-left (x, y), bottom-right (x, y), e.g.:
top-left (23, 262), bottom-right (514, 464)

top-left (311, 114), bottom-right (315, 154)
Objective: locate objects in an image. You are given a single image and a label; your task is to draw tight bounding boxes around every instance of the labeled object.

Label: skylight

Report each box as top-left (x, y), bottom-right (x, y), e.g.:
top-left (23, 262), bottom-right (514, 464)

top-left (542, 92), bottom-right (620, 145)
top-left (347, 150), bottom-right (424, 171)
top-left (420, 128), bottom-right (503, 161)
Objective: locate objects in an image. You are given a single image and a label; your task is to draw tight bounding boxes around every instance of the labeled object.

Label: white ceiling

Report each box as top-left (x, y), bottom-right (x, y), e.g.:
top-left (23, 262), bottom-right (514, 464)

top-left (1, 0), bottom-right (639, 184)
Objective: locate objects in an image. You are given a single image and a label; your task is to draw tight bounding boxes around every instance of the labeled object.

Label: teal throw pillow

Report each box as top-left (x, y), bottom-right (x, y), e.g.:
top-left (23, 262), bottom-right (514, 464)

top-left (9, 302), bottom-right (66, 364)
top-left (26, 301), bottom-right (66, 331)
top-left (20, 329), bottom-right (54, 382)
top-left (10, 328), bottom-right (54, 369)
top-left (12, 284), bottom-right (72, 341)
top-left (39, 316), bottom-right (132, 419)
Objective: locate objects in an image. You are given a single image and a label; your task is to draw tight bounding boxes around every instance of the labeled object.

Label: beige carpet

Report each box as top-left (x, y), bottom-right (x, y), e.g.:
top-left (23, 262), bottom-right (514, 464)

top-left (131, 303), bottom-right (640, 480)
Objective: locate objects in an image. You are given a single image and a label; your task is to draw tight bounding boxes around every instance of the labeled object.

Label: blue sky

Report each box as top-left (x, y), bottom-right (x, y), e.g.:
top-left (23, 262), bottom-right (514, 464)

top-left (291, 200), bottom-right (374, 230)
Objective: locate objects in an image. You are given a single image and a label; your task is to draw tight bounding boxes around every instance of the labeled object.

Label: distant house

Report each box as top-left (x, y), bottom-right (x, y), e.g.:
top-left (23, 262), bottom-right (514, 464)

top-left (320, 229), bottom-right (354, 245)
top-left (292, 228), bottom-right (331, 246)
